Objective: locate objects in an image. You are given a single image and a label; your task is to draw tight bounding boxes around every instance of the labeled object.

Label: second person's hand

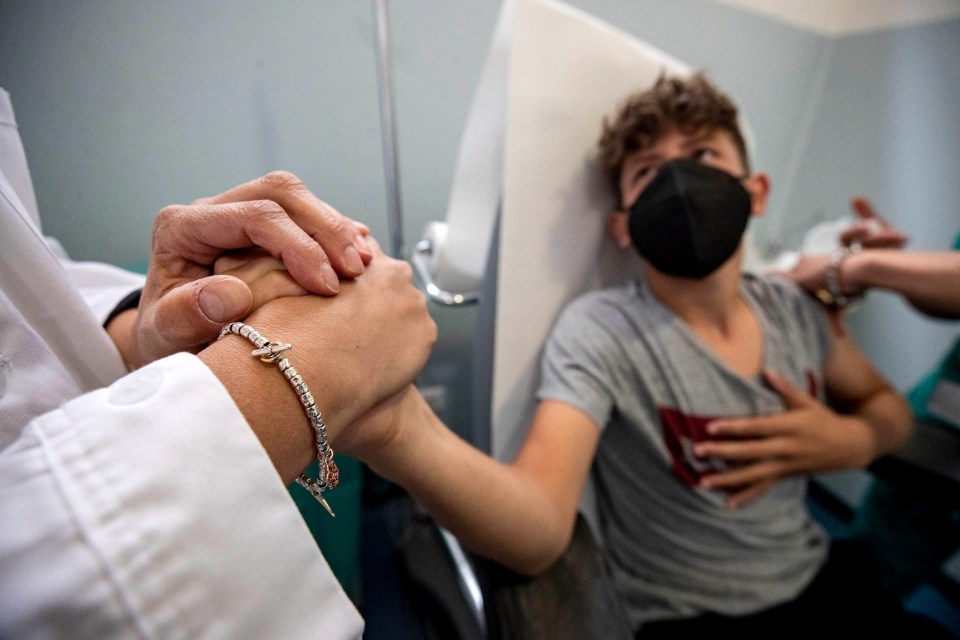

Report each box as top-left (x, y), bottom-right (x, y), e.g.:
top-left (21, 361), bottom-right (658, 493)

top-left (111, 171), bottom-right (373, 369)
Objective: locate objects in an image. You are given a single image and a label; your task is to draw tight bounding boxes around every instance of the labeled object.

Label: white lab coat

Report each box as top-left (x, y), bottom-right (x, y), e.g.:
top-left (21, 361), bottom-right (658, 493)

top-left (0, 88), bottom-right (363, 639)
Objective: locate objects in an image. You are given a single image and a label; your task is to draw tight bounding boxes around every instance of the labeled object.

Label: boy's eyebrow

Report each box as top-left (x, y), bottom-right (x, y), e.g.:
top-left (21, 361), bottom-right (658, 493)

top-left (628, 149), bottom-right (662, 165)
top-left (682, 130), bottom-right (719, 146)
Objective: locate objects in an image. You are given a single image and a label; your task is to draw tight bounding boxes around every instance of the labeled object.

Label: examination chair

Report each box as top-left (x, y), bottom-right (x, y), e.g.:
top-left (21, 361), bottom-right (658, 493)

top-left (398, 0), bottom-right (694, 637)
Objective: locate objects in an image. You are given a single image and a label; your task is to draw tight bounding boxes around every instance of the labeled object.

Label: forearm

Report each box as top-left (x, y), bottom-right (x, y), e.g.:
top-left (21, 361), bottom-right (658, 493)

top-left (362, 391), bottom-right (574, 576)
top-left (841, 386), bottom-right (913, 464)
top-left (198, 332), bottom-right (315, 484)
top-left (844, 250), bottom-right (960, 318)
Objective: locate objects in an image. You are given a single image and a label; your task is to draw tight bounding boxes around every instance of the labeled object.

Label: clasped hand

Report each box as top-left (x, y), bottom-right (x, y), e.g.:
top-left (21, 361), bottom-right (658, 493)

top-left (694, 370), bottom-right (874, 509)
top-left (207, 229), bottom-right (436, 454)
top-left (114, 171), bottom-right (373, 369)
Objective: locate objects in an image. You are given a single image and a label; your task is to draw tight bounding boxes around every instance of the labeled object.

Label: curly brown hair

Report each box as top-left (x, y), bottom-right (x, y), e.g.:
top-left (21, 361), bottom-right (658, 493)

top-left (597, 72), bottom-right (749, 194)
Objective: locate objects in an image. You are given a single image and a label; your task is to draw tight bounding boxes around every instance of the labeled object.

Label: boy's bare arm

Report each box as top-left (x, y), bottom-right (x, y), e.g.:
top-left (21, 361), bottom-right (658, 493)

top-left (819, 316), bottom-right (913, 457)
top-left (216, 249), bottom-right (601, 573)
top-left (346, 391), bottom-right (601, 576)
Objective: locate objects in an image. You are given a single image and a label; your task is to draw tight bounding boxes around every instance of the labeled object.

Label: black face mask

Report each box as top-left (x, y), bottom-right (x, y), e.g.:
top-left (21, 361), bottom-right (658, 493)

top-left (628, 159), bottom-right (752, 279)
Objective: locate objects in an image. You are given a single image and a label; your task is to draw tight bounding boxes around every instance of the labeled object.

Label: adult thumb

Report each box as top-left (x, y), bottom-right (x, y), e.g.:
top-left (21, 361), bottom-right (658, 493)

top-left (196, 276), bottom-right (254, 324)
top-left (148, 275), bottom-right (254, 357)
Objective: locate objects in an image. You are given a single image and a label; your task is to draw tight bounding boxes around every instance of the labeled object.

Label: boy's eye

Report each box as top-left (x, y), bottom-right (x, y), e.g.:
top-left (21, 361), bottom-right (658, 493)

top-left (636, 166), bottom-right (653, 180)
top-left (632, 166), bottom-right (657, 192)
top-left (691, 147), bottom-right (717, 162)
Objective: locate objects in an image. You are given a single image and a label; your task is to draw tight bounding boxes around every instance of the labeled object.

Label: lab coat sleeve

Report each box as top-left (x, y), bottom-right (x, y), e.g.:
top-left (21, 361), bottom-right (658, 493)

top-left (44, 235), bottom-right (146, 324)
top-left (0, 352), bottom-right (363, 640)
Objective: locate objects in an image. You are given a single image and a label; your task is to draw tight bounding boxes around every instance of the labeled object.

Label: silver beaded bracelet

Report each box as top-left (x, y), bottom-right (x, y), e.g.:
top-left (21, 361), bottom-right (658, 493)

top-left (816, 243), bottom-right (862, 310)
top-left (218, 322), bottom-right (339, 517)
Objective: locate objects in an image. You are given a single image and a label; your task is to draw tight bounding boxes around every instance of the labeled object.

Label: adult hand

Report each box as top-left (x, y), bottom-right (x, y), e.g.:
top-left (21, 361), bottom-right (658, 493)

top-left (781, 253), bottom-right (832, 298)
top-left (694, 370), bottom-right (874, 509)
top-left (260, 236), bottom-right (435, 433)
top-left (113, 171), bottom-right (373, 369)
top-left (839, 196), bottom-right (909, 249)
top-left (782, 197), bottom-right (908, 300)
top-left (200, 237), bottom-right (437, 481)
top-left (209, 244), bottom-right (435, 462)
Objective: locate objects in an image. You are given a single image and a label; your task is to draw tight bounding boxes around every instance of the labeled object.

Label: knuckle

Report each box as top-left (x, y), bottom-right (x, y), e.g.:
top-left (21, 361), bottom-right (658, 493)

top-left (246, 199), bottom-right (287, 222)
top-left (319, 214), bottom-right (348, 240)
top-left (259, 170), bottom-right (305, 193)
top-left (212, 254), bottom-right (242, 274)
top-left (155, 204), bottom-right (181, 222)
top-left (152, 204), bottom-right (185, 245)
top-left (154, 204), bottom-right (185, 230)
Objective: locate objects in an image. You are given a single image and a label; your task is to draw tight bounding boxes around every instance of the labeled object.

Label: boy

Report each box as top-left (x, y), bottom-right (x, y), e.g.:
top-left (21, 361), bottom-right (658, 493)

top-left (232, 74), bottom-right (938, 635)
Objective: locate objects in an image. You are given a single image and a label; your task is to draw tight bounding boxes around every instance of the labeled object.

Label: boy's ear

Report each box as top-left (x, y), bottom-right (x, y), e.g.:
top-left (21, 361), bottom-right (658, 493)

top-left (607, 210), bottom-right (632, 248)
top-left (743, 172), bottom-right (771, 217)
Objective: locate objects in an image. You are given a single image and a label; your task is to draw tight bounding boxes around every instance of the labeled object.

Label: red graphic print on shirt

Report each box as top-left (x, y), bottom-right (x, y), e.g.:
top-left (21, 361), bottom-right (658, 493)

top-left (659, 370), bottom-right (819, 487)
top-left (658, 407), bottom-right (724, 486)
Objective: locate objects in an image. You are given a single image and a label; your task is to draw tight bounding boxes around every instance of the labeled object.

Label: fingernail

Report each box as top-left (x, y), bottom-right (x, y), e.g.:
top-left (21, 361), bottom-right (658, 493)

top-left (321, 262), bottom-right (340, 293)
top-left (199, 279), bottom-right (249, 322)
top-left (344, 245), bottom-right (364, 276)
top-left (354, 234), bottom-right (371, 256)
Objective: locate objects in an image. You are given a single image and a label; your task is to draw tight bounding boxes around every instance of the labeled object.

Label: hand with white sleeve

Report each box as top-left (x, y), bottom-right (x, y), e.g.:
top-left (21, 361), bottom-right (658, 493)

top-left (199, 235), bottom-right (437, 482)
top-left (107, 171), bottom-right (373, 369)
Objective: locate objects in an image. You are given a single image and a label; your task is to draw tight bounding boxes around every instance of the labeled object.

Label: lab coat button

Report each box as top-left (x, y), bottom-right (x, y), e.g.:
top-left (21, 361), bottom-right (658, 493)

top-left (109, 367), bottom-right (163, 405)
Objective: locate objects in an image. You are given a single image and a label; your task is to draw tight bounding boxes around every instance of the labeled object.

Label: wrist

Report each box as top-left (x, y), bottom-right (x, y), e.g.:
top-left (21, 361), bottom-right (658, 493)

top-left (199, 330), bottom-right (316, 483)
top-left (105, 308), bottom-right (140, 370)
top-left (360, 389), bottom-right (438, 480)
top-left (816, 245), bottom-right (863, 309)
top-left (216, 322), bottom-right (339, 514)
top-left (104, 288), bottom-right (144, 369)
top-left (837, 249), bottom-right (869, 297)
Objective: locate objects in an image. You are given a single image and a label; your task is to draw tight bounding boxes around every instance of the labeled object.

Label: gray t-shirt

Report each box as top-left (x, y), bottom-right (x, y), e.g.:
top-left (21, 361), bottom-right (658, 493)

top-left (538, 273), bottom-right (832, 629)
